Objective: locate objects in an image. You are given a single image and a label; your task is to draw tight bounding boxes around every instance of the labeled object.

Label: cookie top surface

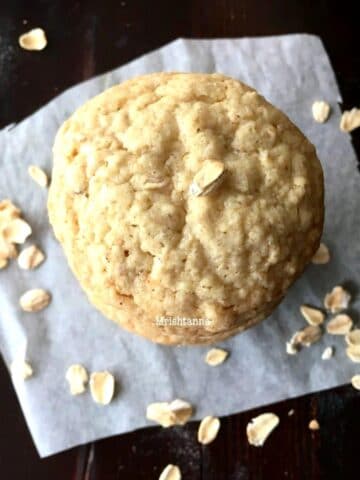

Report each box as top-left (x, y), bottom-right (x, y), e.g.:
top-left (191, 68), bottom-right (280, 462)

top-left (48, 73), bottom-right (323, 342)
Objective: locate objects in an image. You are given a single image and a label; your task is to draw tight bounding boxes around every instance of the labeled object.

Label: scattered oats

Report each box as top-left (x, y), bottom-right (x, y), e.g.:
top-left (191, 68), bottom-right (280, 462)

top-left (0, 199), bottom-right (22, 268)
top-left (28, 165), bottom-right (48, 188)
top-left (0, 199), bottom-right (20, 218)
top-left (346, 345), bottom-right (360, 363)
top-left (326, 314), bottom-right (353, 335)
top-left (321, 346), bottom-right (334, 360)
top-left (205, 348), bottom-right (229, 366)
top-left (189, 160), bottom-right (225, 196)
top-left (167, 399), bottom-right (193, 423)
top-left (345, 329), bottom-right (360, 346)
top-left (351, 374), bottom-right (360, 391)
top-left (3, 218), bottom-right (32, 244)
top-left (18, 245), bottom-right (45, 270)
top-left (312, 243), bottom-right (330, 264)
top-left (246, 413), bottom-right (279, 447)
top-left (0, 237), bottom-right (18, 261)
top-left (20, 288), bottom-right (50, 312)
top-left (10, 357), bottom-right (33, 380)
top-left (292, 325), bottom-right (322, 347)
top-left (18, 28), bottom-right (47, 51)
top-left (300, 305), bottom-right (325, 326)
top-left (324, 286), bottom-right (351, 313)
top-left (159, 464), bottom-right (181, 480)
top-left (197, 416), bottom-right (221, 445)
top-left (286, 341), bottom-right (298, 355)
top-left (66, 364), bottom-right (88, 395)
top-left (340, 108), bottom-right (360, 132)
top-left (308, 419), bottom-right (320, 431)
top-left (0, 200), bottom-right (28, 265)
top-left (312, 101), bottom-right (331, 123)
top-left (89, 371), bottom-right (115, 405)
top-left (288, 409), bottom-right (295, 416)
top-left (146, 399), bottom-right (193, 427)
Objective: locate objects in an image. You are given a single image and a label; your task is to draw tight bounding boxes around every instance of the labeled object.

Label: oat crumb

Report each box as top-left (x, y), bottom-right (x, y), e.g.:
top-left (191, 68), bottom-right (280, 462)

top-left (308, 419), bottom-right (320, 431)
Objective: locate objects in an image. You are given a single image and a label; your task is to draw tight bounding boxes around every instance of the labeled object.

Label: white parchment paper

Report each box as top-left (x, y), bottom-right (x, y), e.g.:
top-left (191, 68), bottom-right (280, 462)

top-left (0, 35), bottom-right (359, 457)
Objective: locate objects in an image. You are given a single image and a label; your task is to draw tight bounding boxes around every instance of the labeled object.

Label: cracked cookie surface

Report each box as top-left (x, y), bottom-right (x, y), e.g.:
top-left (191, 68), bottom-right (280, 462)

top-left (48, 73), bottom-right (324, 345)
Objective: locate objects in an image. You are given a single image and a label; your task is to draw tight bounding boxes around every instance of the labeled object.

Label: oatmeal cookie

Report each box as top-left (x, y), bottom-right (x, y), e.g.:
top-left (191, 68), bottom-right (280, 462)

top-left (48, 73), bottom-right (324, 345)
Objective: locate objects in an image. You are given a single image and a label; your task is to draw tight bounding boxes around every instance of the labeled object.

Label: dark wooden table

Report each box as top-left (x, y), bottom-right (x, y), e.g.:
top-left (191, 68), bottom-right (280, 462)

top-left (0, 1), bottom-right (359, 478)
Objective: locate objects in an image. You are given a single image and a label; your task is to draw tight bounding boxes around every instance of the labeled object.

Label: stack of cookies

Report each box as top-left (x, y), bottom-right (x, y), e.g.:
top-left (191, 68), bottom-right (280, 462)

top-left (48, 73), bottom-right (324, 345)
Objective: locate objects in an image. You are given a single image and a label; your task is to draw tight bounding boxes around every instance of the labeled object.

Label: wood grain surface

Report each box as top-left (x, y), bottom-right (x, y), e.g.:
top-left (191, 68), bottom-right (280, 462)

top-left (0, 1), bottom-right (359, 479)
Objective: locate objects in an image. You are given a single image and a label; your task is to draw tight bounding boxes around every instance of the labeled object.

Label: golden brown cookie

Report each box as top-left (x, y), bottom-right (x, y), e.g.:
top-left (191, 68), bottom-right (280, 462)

top-left (48, 73), bottom-right (324, 345)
